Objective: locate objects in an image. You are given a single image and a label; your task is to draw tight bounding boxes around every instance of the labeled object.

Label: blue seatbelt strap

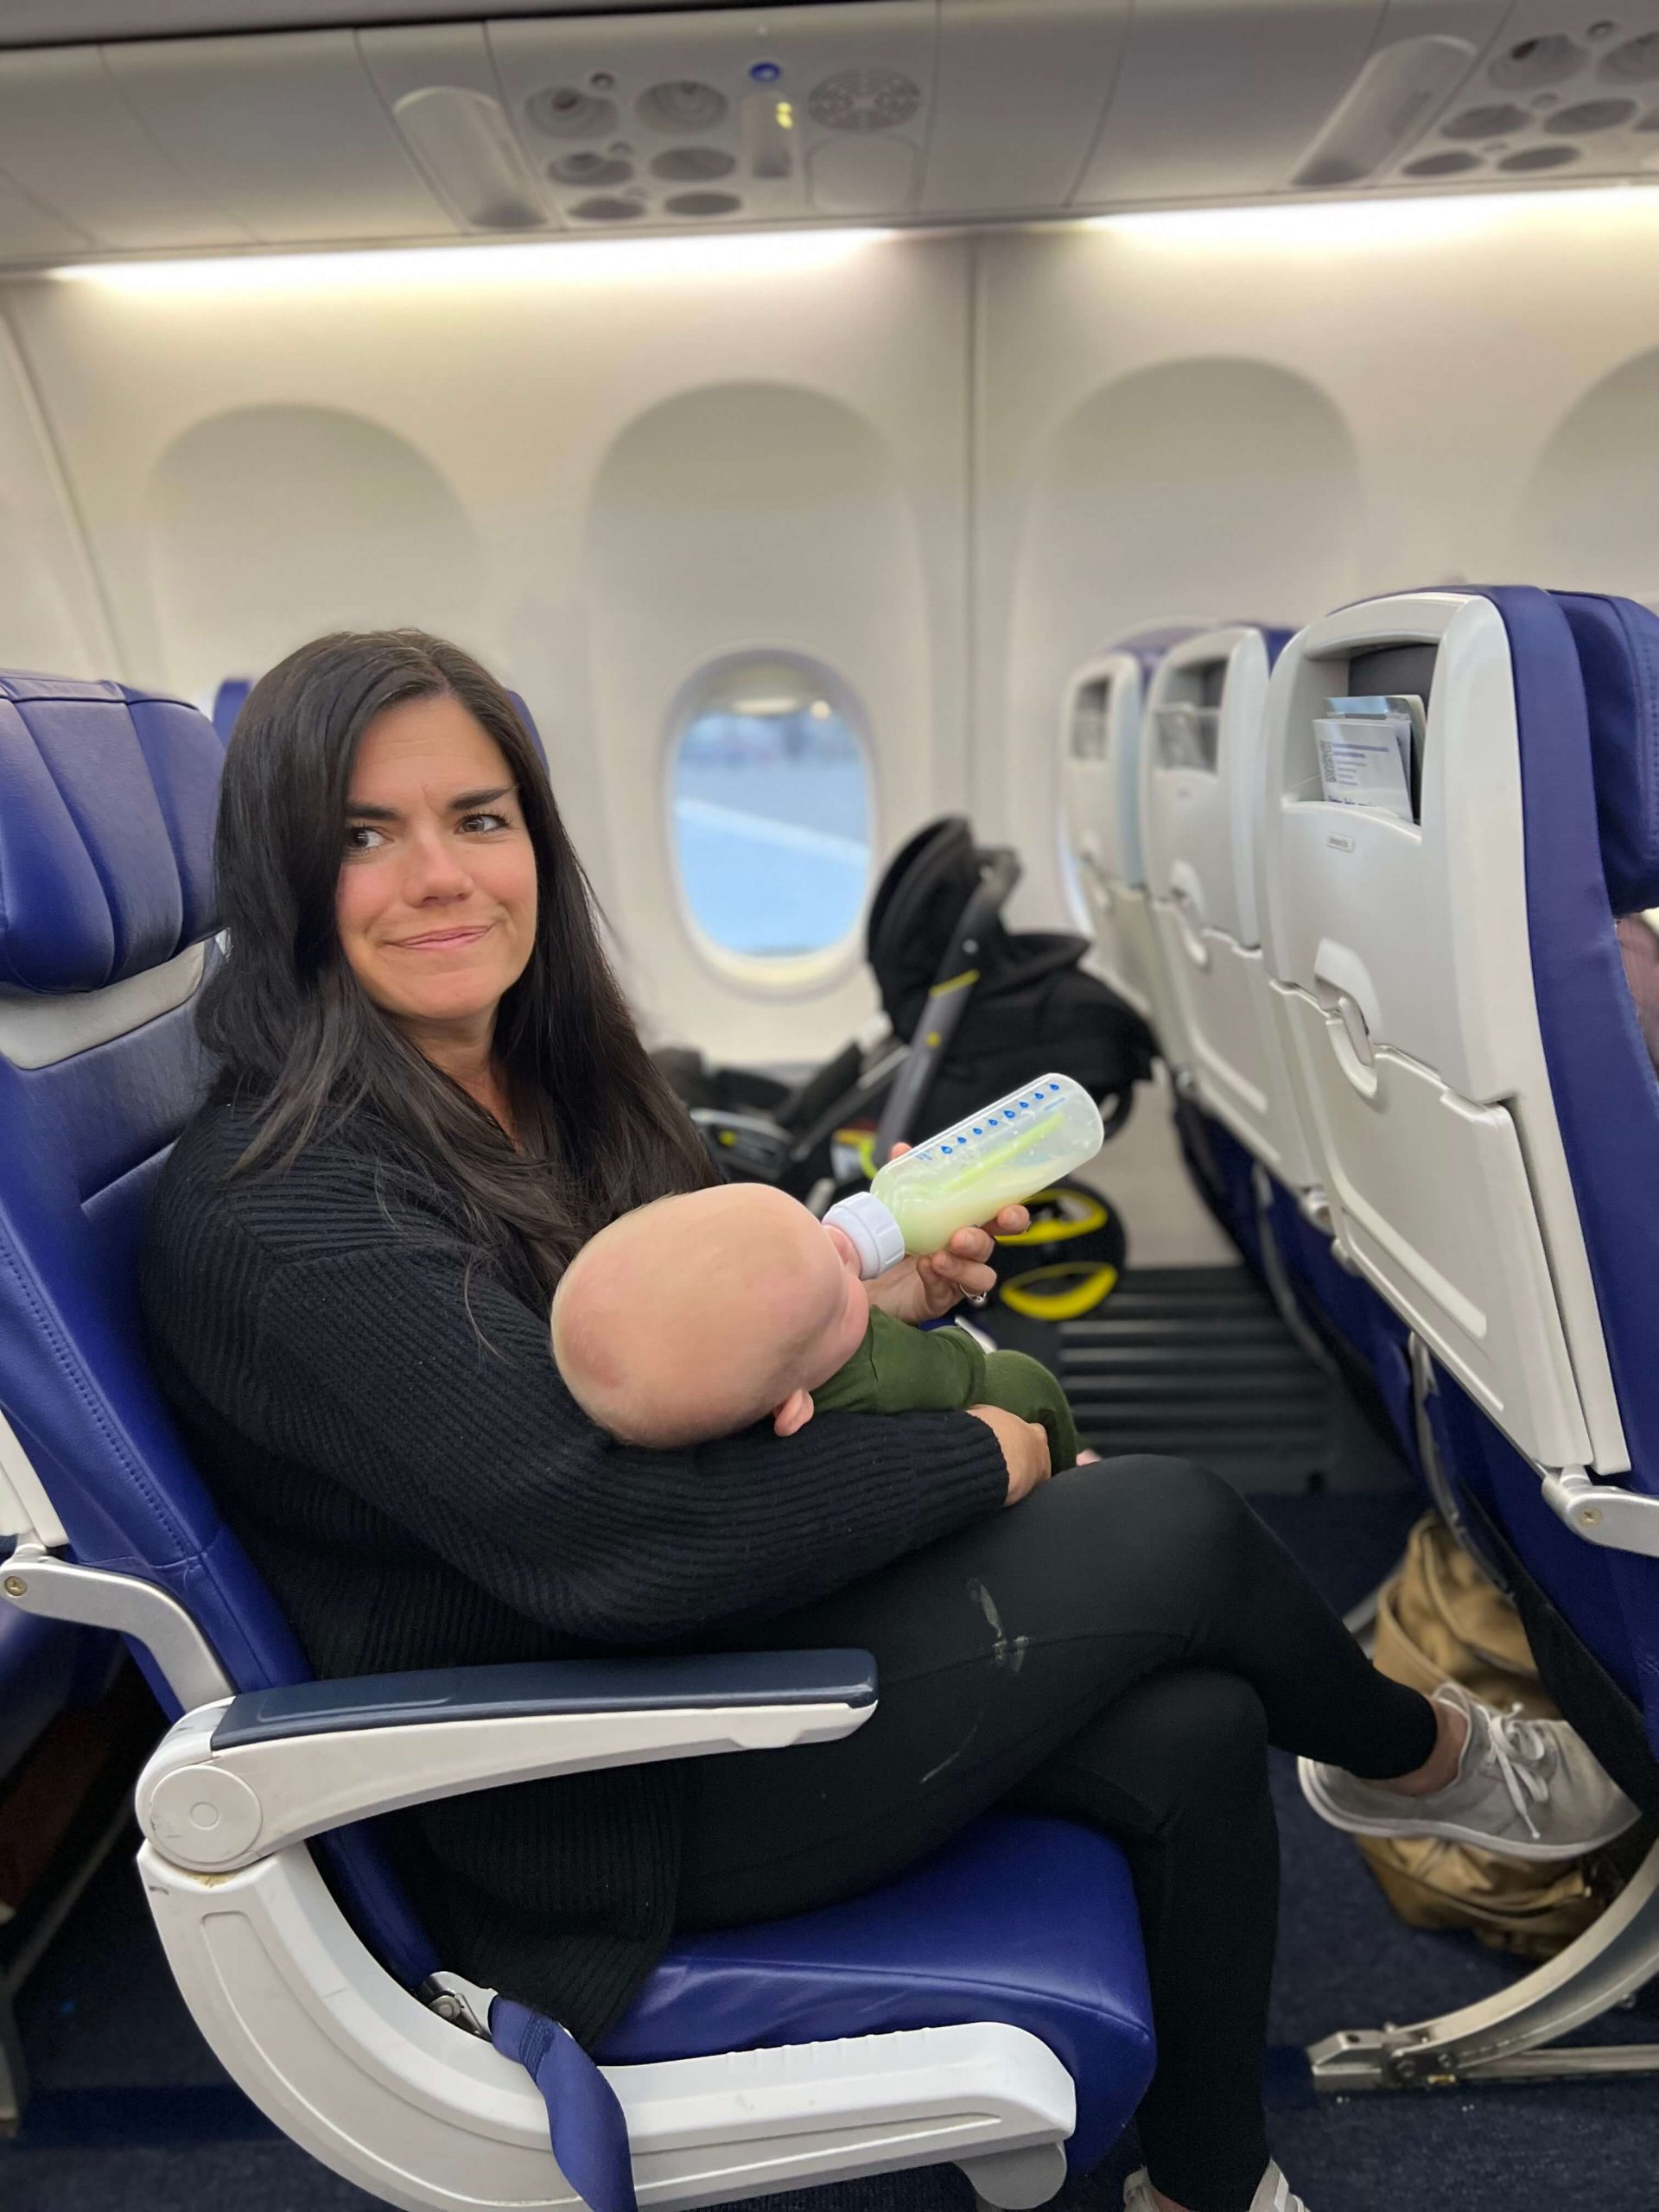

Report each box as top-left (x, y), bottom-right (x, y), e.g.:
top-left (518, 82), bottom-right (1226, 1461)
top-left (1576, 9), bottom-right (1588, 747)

top-left (490, 1998), bottom-right (639, 2212)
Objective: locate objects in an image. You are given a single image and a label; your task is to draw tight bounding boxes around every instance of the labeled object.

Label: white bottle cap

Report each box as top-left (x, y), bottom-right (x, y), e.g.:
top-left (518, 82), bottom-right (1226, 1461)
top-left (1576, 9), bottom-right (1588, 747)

top-left (822, 1191), bottom-right (906, 1281)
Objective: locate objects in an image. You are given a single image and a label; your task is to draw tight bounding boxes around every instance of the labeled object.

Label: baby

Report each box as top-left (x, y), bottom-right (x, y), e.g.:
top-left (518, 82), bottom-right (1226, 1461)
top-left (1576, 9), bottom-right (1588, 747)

top-left (551, 1180), bottom-right (1082, 1465)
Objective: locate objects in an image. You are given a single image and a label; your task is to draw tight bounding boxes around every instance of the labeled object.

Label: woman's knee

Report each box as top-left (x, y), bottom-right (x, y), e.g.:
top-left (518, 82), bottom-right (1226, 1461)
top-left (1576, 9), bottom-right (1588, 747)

top-left (1084, 1454), bottom-right (1260, 1569)
top-left (1093, 1668), bottom-right (1271, 1827)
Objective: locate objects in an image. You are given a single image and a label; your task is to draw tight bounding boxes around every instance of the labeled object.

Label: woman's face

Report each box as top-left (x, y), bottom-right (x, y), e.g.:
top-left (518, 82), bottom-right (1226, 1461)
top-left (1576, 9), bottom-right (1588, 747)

top-left (335, 693), bottom-right (539, 1039)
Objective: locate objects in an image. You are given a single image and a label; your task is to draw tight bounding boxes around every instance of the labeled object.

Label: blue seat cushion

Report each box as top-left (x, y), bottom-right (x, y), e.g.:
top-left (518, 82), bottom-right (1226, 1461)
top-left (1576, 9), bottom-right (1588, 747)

top-left (598, 1812), bottom-right (1154, 2173)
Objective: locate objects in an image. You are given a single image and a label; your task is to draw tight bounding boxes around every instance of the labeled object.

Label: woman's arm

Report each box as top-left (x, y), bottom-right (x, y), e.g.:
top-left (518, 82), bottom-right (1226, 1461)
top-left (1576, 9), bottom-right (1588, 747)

top-left (251, 1238), bottom-right (1009, 1646)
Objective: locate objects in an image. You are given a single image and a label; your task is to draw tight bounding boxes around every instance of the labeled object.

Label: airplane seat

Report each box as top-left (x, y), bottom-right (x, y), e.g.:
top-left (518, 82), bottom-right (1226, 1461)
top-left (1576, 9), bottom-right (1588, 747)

top-left (212, 671), bottom-right (550, 772)
top-left (1175, 1084), bottom-right (1421, 1472)
top-left (1260, 588), bottom-right (1659, 1773)
top-left (209, 676), bottom-right (249, 743)
top-left (0, 674), bottom-right (1156, 2207)
top-left (1136, 625), bottom-right (1425, 1446)
top-left (1060, 626), bottom-right (1203, 1065)
top-left (1141, 624), bottom-right (1314, 1192)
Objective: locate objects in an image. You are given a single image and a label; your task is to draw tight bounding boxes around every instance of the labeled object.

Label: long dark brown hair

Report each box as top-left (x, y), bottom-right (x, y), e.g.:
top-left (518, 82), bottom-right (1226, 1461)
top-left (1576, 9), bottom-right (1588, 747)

top-left (198, 628), bottom-right (713, 1296)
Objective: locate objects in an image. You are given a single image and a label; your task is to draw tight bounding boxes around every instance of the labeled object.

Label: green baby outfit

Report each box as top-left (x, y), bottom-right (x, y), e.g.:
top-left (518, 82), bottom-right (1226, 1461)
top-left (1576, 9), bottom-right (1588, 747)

top-left (812, 1308), bottom-right (1082, 1472)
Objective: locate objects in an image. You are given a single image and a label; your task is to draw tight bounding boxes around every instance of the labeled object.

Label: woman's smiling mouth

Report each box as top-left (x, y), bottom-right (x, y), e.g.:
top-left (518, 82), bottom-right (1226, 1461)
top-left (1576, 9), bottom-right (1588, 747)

top-left (392, 923), bottom-right (494, 951)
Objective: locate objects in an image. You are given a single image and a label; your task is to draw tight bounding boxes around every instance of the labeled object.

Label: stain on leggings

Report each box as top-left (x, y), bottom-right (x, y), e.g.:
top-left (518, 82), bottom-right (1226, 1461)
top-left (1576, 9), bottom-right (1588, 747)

top-left (968, 1576), bottom-right (1029, 1673)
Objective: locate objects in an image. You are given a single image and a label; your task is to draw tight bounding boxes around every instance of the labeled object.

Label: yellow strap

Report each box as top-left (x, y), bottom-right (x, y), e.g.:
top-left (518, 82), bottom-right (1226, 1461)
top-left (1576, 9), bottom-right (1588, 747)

top-left (832, 1127), bottom-right (879, 1178)
top-left (995, 1189), bottom-right (1109, 1247)
top-left (927, 968), bottom-right (980, 998)
top-left (999, 1262), bottom-right (1120, 1321)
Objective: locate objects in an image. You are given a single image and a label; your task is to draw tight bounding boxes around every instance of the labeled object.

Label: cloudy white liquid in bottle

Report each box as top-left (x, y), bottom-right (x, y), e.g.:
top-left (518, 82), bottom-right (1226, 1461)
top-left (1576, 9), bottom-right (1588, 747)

top-left (823, 1074), bottom-right (1105, 1279)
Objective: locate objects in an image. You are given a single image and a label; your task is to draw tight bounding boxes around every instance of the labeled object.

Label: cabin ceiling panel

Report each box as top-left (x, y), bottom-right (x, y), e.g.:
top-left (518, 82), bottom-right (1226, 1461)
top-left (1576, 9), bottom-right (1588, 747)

top-left (0, 48), bottom-right (252, 250)
top-left (1075, 0), bottom-right (1395, 205)
top-left (923, 0), bottom-right (1128, 215)
top-left (103, 29), bottom-right (460, 242)
top-left (0, 1), bottom-right (861, 41)
top-left (13, 0), bottom-right (1659, 269)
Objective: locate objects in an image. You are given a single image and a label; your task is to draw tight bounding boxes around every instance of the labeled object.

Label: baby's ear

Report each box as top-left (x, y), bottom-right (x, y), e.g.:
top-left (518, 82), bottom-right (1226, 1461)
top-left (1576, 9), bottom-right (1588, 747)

top-left (773, 1389), bottom-right (816, 1437)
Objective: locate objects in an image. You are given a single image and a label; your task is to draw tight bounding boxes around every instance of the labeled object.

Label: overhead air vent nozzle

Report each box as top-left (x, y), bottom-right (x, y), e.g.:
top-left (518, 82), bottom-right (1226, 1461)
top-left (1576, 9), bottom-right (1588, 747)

top-left (1291, 35), bottom-right (1476, 190)
top-left (393, 87), bottom-right (549, 233)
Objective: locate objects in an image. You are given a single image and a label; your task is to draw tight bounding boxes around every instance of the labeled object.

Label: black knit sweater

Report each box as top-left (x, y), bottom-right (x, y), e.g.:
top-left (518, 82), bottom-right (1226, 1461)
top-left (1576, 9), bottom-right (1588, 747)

top-left (138, 1097), bottom-right (1007, 2043)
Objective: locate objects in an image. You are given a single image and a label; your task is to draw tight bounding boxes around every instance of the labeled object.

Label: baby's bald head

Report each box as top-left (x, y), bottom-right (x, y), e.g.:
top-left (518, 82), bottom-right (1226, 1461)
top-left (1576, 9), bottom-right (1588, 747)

top-left (552, 1184), bottom-right (868, 1447)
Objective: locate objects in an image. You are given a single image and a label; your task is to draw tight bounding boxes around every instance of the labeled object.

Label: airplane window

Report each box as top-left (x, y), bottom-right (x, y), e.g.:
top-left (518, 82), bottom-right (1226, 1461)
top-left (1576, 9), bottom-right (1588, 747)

top-left (669, 653), bottom-right (871, 967)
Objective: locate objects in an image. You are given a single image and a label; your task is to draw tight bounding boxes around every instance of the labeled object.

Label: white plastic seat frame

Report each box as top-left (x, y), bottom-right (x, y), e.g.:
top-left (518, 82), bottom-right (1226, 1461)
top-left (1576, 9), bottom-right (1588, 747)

top-left (1256, 592), bottom-right (1624, 1482)
top-left (1058, 649), bottom-right (1192, 1072)
top-left (1141, 629), bottom-right (1319, 1192)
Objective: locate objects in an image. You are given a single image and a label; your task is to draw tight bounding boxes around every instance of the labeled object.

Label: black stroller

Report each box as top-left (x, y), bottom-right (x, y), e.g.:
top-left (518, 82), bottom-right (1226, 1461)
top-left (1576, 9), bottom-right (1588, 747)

top-left (658, 816), bottom-right (1155, 1207)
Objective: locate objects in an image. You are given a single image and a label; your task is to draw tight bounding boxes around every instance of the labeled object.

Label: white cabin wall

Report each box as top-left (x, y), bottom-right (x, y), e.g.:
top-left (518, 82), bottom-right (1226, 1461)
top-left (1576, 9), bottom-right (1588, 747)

top-left (976, 200), bottom-right (1659, 930)
top-left (0, 232), bottom-right (971, 1063)
top-left (10, 198), bottom-right (1659, 1058)
top-left (0, 321), bottom-right (116, 675)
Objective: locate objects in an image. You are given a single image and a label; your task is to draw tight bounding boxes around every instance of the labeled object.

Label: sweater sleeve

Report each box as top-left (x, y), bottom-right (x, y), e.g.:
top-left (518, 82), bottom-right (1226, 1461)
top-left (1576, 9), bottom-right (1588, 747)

top-left (249, 1237), bottom-right (1008, 1646)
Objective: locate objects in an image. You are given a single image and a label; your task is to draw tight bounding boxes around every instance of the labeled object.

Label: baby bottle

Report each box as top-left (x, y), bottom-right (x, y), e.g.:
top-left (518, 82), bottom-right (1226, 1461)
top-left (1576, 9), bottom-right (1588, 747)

top-left (823, 1073), bottom-right (1104, 1280)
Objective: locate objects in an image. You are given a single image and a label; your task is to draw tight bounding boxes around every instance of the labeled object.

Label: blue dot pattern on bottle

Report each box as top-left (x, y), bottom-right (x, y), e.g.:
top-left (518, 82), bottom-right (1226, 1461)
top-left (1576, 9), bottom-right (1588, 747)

top-left (912, 1081), bottom-right (1078, 1163)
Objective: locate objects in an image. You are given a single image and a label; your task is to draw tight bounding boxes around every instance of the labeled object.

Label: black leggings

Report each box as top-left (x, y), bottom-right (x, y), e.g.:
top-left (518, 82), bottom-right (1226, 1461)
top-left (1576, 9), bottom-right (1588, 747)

top-left (675, 1459), bottom-right (1437, 2212)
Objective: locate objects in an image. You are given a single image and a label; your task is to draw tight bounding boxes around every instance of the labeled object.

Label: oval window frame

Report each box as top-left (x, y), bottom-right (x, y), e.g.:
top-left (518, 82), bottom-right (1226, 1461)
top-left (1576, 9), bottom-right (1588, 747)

top-left (662, 646), bottom-right (876, 995)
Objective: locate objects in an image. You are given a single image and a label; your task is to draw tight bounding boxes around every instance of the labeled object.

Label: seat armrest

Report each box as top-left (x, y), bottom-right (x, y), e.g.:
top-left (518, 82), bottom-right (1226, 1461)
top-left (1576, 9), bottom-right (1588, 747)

top-left (211, 1649), bottom-right (877, 1746)
top-left (137, 1649), bottom-right (876, 1875)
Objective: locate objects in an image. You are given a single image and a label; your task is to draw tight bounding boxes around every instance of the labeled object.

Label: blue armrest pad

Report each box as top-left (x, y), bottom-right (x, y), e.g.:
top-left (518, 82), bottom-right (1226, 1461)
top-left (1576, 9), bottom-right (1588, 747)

top-left (211, 1649), bottom-right (878, 1750)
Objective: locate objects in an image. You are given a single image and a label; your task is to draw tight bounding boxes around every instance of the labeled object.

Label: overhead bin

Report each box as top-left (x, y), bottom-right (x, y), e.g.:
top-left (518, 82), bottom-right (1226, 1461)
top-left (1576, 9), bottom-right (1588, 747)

top-left (924, 0), bottom-right (1127, 215)
top-left (0, 48), bottom-right (251, 252)
top-left (104, 33), bottom-right (456, 245)
top-left (0, 0), bottom-right (1657, 264)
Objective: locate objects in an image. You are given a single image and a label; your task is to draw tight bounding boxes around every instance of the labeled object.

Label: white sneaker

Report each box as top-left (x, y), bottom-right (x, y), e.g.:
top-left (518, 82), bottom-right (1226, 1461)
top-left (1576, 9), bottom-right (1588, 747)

top-left (1300, 1680), bottom-right (1640, 1862)
top-left (1123, 2161), bottom-right (1307, 2212)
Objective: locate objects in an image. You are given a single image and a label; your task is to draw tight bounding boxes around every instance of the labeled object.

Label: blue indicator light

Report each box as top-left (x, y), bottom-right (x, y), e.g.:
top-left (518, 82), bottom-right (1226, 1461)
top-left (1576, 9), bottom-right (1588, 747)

top-left (1049, 1082), bottom-right (1059, 1091)
top-left (973, 1124), bottom-right (982, 1134)
top-left (749, 60), bottom-right (782, 82)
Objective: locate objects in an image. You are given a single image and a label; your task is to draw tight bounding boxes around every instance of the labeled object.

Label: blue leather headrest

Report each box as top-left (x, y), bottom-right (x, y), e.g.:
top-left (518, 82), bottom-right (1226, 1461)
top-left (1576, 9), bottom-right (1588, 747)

top-left (1554, 594), bottom-right (1659, 914)
top-left (0, 677), bottom-right (224, 995)
top-left (212, 677), bottom-right (251, 743)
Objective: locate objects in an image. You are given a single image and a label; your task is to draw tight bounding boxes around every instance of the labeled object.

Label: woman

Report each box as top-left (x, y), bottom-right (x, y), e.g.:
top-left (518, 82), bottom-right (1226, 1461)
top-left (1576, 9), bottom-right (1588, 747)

top-left (141, 631), bottom-right (1630, 2212)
